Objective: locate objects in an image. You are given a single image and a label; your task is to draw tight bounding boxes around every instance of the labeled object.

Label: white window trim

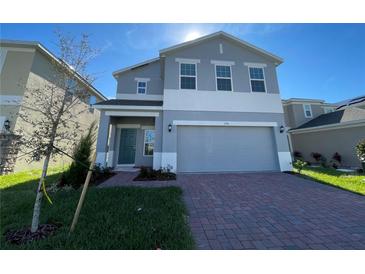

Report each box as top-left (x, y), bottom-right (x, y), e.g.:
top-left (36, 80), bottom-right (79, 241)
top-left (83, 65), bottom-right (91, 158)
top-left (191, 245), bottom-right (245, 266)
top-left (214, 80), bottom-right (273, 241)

top-left (134, 77), bottom-right (151, 82)
top-left (211, 60), bottom-right (235, 66)
top-left (136, 80), bottom-right (148, 94)
top-left (175, 58), bottom-right (200, 64)
top-left (248, 66), bottom-right (267, 93)
top-left (303, 104), bottom-right (313, 118)
top-left (214, 64), bottom-right (233, 92)
top-left (244, 62), bottom-right (267, 68)
top-left (179, 62), bottom-right (197, 91)
top-left (323, 107), bottom-right (335, 114)
top-left (143, 129), bottom-right (155, 157)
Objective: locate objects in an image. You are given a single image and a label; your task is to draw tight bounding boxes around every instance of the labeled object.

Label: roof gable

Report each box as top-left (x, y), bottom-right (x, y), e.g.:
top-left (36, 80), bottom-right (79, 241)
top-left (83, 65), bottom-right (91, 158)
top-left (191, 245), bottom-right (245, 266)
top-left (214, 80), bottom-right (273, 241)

top-left (159, 31), bottom-right (283, 65)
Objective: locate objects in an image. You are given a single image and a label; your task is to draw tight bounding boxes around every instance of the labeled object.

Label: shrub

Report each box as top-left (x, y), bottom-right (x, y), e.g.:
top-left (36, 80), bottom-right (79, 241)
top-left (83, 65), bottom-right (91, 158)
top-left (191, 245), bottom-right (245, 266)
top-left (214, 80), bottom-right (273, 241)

top-left (311, 152), bottom-right (322, 162)
top-left (330, 152), bottom-right (342, 169)
top-left (134, 166), bottom-right (176, 181)
top-left (293, 159), bottom-right (307, 174)
top-left (319, 155), bottom-right (328, 168)
top-left (293, 151), bottom-right (303, 160)
top-left (356, 139), bottom-right (365, 172)
top-left (332, 152), bottom-right (342, 163)
top-left (356, 139), bottom-right (365, 162)
top-left (65, 121), bottom-right (96, 189)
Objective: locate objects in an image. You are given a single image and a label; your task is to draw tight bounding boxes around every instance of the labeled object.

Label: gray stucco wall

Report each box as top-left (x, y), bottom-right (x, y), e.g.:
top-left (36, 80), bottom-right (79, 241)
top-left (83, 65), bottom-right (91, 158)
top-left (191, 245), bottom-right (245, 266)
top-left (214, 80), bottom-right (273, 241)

top-left (290, 126), bottom-right (365, 168)
top-left (284, 103), bottom-right (325, 128)
top-left (162, 110), bottom-right (289, 153)
top-left (116, 60), bottom-right (163, 95)
top-left (163, 37), bottom-right (280, 93)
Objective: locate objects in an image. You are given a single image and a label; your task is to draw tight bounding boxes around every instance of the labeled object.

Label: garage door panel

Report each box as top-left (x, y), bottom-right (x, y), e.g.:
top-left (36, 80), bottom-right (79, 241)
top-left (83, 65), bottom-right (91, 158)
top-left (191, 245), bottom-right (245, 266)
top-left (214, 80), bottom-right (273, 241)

top-left (177, 126), bottom-right (279, 172)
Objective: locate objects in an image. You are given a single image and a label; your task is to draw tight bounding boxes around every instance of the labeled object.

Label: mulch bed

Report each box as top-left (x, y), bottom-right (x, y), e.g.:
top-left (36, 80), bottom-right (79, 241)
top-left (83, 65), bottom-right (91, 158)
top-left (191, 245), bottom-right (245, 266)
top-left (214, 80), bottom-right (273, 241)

top-left (5, 223), bottom-right (61, 245)
top-left (91, 172), bottom-right (117, 186)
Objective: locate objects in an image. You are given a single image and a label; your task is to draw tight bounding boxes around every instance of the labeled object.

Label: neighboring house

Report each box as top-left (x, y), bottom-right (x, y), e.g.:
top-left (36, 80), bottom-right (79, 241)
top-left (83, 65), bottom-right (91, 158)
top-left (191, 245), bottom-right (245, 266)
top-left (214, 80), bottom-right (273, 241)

top-left (0, 40), bottom-right (107, 174)
top-left (282, 98), bottom-right (337, 129)
top-left (285, 95), bottom-right (365, 168)
top-left (94, 31), bottom-right (292, 173)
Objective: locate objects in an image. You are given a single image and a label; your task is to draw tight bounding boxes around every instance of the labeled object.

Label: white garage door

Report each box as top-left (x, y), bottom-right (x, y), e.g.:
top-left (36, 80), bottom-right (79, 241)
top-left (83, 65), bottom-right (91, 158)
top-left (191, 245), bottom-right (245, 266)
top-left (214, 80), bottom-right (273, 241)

top-left (177, 126), bottom-right (279, 173)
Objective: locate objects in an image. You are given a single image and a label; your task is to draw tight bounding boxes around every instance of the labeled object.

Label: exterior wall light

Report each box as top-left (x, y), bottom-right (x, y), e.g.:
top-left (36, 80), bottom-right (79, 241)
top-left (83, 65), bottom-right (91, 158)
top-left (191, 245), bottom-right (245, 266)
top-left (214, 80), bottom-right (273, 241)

top-left (279, 125), bottom-right (285, 133)
top-left (4, 119), bottom-right (10, 131)
top-left (168, 124), bottom-right (172, 132)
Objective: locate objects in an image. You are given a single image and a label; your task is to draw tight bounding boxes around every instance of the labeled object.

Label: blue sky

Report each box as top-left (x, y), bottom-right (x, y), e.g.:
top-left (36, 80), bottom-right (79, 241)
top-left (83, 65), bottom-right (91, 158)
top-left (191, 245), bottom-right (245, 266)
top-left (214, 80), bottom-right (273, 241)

top-left (1, 23), bottom-right (364, 102)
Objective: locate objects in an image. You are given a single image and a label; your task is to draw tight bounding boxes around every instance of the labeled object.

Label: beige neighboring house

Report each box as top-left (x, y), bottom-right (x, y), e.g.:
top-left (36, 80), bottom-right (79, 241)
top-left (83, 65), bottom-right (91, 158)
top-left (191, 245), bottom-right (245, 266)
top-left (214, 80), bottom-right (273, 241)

top-left (283, 96), bottom-right (365, 168)
top-left (0, 40), bottom-right (107, 174)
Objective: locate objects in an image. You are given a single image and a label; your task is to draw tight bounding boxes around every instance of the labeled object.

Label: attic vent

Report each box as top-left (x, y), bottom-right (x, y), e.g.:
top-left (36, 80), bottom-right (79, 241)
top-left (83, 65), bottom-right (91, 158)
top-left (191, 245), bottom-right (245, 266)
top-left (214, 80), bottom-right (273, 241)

top-left (131, 63), bottom-right (149, 70)
top-left (219, 43), bottom-right (223, 54)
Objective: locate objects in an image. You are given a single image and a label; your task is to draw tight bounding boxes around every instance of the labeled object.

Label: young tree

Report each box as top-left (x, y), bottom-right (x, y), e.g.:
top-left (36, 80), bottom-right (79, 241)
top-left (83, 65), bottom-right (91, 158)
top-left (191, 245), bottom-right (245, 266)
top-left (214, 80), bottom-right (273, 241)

top-left (15, 31), bottom-right (98, 232)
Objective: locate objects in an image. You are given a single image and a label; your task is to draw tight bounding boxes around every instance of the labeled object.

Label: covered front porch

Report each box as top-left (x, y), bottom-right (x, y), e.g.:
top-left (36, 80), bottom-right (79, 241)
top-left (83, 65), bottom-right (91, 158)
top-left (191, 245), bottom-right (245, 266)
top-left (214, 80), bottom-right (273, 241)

top-left (93, 99), bottom-right (163, 170)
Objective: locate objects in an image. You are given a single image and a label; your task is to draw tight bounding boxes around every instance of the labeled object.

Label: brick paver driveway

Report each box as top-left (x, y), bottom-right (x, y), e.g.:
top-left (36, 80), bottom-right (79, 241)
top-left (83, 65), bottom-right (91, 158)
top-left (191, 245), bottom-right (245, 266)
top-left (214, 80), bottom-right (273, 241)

top-left (101, 172), bottom-right (365, 250)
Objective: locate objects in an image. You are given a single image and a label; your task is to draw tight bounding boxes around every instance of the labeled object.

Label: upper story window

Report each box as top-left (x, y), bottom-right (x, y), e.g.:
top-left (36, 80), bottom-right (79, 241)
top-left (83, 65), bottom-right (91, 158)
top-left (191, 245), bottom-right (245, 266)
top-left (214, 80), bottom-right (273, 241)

top-left (249, 67), bottom-right (266, 93)
top-left (215, 65), bottom-right (232, 91)
top-left (137, 81), bottom-right (147, 94)
top-left (180, 63), bottom-right (196, 90)
top-left (324, 107), bottom-right (335, 114)
top-left (303, 104), bottom-right (313, 118)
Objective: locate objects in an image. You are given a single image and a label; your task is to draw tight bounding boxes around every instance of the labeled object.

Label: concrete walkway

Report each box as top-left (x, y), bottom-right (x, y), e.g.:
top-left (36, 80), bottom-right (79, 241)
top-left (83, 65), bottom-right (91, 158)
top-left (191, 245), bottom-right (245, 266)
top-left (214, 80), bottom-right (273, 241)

top-left (100, 172), bottom-right (365, 250)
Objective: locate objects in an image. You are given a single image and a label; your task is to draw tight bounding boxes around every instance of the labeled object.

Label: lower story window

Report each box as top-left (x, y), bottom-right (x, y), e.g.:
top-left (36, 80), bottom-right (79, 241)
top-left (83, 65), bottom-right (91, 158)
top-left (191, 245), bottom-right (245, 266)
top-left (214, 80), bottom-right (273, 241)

top-left (144, 130), bottom-right (155, 156)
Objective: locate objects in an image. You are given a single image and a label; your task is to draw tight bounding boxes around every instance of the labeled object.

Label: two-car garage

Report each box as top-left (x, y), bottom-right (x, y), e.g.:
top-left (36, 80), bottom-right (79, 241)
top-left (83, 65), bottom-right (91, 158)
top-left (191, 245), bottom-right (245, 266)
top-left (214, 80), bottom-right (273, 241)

top-left (176, 125), bottom-right (280, 173)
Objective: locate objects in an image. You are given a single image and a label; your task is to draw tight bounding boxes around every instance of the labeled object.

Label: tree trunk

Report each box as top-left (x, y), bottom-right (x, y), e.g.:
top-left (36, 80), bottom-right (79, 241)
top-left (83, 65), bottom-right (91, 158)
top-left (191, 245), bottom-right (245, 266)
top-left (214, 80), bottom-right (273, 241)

top-left (30, 152), bottom-right (51, 232)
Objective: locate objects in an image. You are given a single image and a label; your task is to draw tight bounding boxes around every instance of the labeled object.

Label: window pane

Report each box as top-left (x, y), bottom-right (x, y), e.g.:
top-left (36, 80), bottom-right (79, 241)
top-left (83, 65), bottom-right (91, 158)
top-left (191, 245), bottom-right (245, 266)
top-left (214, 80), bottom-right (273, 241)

top-left (217, 78), bottom-right (232, 91)
top-left (251, 80), bottom-right (266, 92)
top-left (144, 143), bottom-right (154, 156)
top-left (138, 87), bottom-right (146, 94)
top-left (306, 110), bottom-right (312, 117)
top-left (181, 63), bottom-right (196, 76)
top-left (138, 82), bottom-right (146, 87)
top-left (181, 76), bottom-right (196, 89)
top-left (216, 65), bottom-right (231, 77)
top-left (249, 67), bottom-right (264, 79)
top-left (145, 130), bottom-right (155, 143)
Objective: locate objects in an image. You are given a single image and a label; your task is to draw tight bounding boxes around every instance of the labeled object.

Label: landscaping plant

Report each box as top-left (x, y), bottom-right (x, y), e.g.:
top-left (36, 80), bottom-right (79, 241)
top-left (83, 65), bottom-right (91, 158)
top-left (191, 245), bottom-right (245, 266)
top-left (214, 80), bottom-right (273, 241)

top-left (65, 121), bottom-right (96, 189)
top-left (330, 152), bottom-right (342, 169)
top-left (311, 152), bottom-right (322, 163)
top-left (293, 151), bottom-right (303, 160)
top-left (356, 139), bottom-right (365, 172)
top-left (293, 159), bottom-right (307, 174)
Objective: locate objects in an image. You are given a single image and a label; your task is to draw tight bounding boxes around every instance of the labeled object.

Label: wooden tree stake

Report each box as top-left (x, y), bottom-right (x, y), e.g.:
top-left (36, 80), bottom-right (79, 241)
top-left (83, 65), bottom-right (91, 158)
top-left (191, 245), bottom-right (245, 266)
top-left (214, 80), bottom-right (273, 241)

top-left (69, 153), bottom-right (97, 233)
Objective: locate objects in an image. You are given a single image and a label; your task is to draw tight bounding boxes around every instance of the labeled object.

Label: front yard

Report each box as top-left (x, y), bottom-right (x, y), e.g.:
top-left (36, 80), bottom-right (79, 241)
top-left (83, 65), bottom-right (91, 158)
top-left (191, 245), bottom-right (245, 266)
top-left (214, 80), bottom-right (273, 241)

top-left (294, 166), bottom-right (365, 195)
top-left (0, 169), bottom-right (194, 249)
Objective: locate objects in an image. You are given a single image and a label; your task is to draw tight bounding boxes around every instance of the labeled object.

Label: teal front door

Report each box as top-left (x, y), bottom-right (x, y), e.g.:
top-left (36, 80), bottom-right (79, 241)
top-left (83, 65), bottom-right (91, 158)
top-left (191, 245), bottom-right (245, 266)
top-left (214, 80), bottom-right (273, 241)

top-left (118, 128), bottom-right (137, 165)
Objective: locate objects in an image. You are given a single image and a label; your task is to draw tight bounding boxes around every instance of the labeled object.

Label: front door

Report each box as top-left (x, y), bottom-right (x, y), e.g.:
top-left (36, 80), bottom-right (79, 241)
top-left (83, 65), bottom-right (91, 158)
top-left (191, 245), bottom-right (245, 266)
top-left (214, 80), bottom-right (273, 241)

top-left (118, 128), bottom-right (137, 165)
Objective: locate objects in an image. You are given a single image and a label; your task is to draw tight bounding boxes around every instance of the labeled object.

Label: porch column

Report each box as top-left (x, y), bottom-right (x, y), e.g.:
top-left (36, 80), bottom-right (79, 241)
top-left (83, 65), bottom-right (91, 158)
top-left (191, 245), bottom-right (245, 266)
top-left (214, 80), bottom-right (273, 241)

top-left (153, 111), bottom-right (163, 170)
top-left (95, 111), bottom-right (110, 167)
top-left (107, 124), bottom-right (116, 168)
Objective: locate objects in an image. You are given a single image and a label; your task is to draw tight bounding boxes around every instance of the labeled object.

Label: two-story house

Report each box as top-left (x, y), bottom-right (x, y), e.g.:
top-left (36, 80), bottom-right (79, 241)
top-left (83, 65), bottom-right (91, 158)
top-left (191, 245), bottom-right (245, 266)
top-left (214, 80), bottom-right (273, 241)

top-left (284, 96), bottom-right (365, 168)
top-left (94, 31), bottom-right (292, 173)
top-left (0, 40), bottom-right (107, 174)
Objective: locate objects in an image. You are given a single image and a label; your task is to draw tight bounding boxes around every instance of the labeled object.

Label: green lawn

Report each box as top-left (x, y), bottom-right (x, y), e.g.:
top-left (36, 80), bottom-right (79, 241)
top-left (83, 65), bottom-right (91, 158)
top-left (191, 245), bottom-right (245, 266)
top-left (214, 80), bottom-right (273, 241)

top-left (295, 166), bottom-right (365, 195)
top-left (0, 169), bottom-right (194, 249)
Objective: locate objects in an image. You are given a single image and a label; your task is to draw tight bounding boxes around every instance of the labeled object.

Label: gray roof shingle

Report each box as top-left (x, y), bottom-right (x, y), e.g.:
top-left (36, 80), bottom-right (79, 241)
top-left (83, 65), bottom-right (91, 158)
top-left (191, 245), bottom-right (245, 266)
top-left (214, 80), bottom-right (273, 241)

top-left (293, 107), bottom-right (365, 130)
top-left (94, 99), bottom-right (163, 107)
